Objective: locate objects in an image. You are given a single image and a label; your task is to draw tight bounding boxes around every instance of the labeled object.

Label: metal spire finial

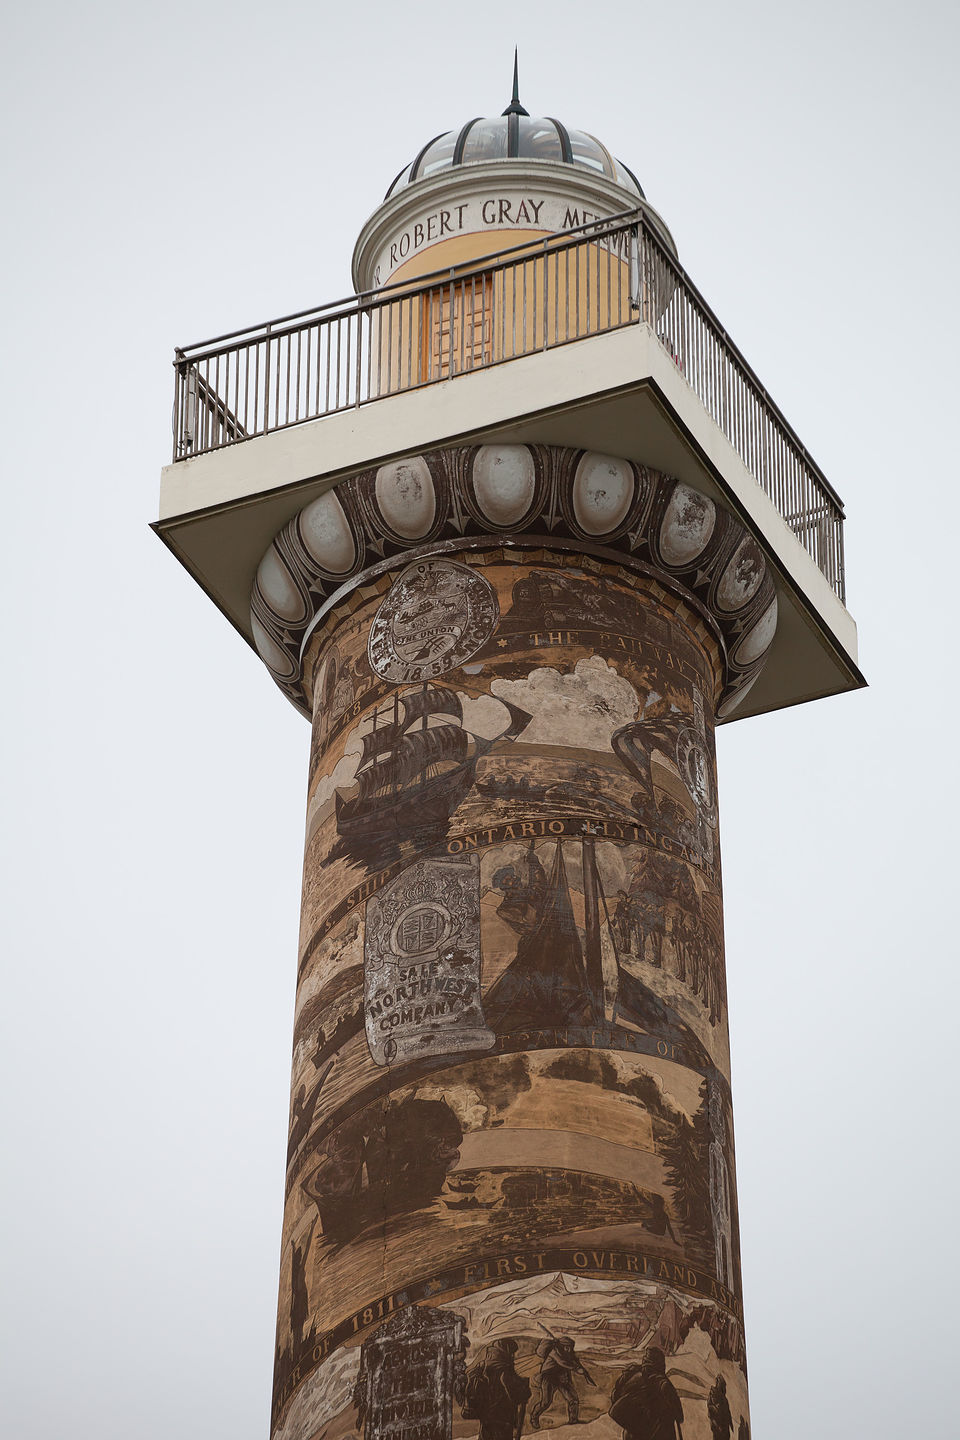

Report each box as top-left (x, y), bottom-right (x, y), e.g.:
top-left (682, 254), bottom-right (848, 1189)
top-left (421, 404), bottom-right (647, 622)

top-left (502, 48), bottom-right (529, 117)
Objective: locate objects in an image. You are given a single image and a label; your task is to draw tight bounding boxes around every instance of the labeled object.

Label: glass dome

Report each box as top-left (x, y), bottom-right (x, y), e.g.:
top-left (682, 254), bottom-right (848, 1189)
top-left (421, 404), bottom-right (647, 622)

top-left (384, 75), bottom-right (644, 201)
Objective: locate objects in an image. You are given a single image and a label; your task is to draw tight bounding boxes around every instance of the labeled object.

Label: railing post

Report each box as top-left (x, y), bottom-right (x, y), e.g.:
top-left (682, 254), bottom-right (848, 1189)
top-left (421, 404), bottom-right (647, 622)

top-left (629, 227), bottom-right (641, 313)
top-left (448, 269), bottom-right (456, 379)
top-left (172, 350), bottom-right (183, 461)
top-left (642, 222), bottom-right (654, 328)
top-left (264, 324), bottom-right (272, 434)
top-left (182, 360), bottom-right (197, 455)
top-left (355, 304), bottom-right (363, 407)
top-left (836, 508), bottom-right (846, 605)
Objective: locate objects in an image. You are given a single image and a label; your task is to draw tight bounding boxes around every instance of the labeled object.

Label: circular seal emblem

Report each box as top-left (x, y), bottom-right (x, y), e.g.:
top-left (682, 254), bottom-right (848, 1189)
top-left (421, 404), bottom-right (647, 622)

top-left (368, 560), bottom-right (499, 682)
top-left (676, 726), bottom-right (718, 827)
top-left (390, 902), bottom-right (453, 959)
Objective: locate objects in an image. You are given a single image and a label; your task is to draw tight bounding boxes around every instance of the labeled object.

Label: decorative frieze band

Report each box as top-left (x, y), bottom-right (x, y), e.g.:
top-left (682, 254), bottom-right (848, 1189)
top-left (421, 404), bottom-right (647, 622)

top-left (250, 446), bottom-right (777, 718)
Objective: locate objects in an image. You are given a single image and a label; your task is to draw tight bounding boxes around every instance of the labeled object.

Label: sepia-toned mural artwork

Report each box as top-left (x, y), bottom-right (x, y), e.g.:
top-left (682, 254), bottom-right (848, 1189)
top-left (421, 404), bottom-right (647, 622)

top-left (258, 446), bottom-right (773, 1440)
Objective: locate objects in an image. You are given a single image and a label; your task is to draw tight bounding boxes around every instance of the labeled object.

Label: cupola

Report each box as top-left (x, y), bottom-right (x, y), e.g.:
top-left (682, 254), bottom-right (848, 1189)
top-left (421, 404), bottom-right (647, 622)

top-left (353, 57), bottom-right (675, 293)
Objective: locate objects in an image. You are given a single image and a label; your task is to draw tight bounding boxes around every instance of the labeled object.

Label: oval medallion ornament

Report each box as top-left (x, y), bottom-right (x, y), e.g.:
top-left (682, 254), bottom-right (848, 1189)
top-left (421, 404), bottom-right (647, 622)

top-left (734, 596), bottom-right (779, 668)
top-left (716, 536), bottom-right (765, 612)
top-left (471, 445), bottom-right (536, 526)
top-left (659, 483), bottom-right (716, 565)
top-left (256, 548), bottom-right (306, 624)
top-left (298, 490), bottom-right (356, 575)
top-left (717, 671), bottom-right (760, 720)
top-left (368, 559), bottom-right (499, 682)
top-left (251, 615), bottom-right (297, 681)
top-left (374, 457), bottom-right (436, 539)
top-left (572, 452), bottom-right (635, 535)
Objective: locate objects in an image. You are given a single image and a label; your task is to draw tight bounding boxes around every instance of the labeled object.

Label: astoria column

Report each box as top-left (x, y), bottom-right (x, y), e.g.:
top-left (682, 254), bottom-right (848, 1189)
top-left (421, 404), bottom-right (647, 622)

top-left (157, 80), bottom-right (862, 1440)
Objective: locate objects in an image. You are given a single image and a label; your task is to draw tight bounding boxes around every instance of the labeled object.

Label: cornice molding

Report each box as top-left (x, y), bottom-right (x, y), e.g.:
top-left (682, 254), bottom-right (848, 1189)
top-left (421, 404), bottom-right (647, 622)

top-left (352, 160), bottom-right (675, 292)
top-left (250, 446), bottom-right (777, 721)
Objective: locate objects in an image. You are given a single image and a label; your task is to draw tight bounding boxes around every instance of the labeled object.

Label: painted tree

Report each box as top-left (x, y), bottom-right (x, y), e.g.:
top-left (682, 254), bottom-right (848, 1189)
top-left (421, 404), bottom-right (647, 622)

top-left (659, 1077), bottom-right (712, 1263)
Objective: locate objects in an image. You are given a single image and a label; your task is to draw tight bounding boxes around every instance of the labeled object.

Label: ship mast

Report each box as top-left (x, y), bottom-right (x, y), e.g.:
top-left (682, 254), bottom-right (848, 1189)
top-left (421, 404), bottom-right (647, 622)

top-left (392, 689), bottom-right (399, 800)
top-left (420, 680), bottom-right (428, 788)
top-left (581, 837), bottom-right (605, 1018)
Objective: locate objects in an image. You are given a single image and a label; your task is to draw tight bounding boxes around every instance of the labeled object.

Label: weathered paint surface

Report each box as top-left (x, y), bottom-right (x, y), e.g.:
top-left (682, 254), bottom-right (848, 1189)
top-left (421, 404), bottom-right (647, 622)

top-left (271, 498), bottom-right (759, 1440)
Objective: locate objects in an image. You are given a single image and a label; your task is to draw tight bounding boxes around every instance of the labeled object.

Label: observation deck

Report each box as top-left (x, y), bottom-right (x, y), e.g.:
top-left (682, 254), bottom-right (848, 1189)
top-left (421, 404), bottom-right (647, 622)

top-left (155, 208), bottom-right (862, 720)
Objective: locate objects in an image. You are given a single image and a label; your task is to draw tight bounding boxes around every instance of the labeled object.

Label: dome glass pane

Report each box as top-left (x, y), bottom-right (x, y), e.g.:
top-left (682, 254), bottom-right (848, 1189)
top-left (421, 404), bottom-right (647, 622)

top-left (612, 158), bottom-right (642, 196)
top-left (516, 116), bottom-right (564, 163)
top-left (461, 118), bottom-right (509, 165)
top-left (385, 161), bottom-right (414, 197)
top-left (384, 113), bottom-right (645, 200)
top-left (566, 129), bottom-right (614, 177)
top-left (416, 131), bottom-right (458, 181)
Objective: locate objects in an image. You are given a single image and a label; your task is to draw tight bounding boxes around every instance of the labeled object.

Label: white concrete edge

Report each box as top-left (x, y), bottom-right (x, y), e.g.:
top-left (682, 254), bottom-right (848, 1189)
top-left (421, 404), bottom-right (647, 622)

top-left (158, 343), bottom-right (638, 520)
top-left (158, 325), bottom-right (857, 667)
top-left (637, 329), bottom-right (859, 667)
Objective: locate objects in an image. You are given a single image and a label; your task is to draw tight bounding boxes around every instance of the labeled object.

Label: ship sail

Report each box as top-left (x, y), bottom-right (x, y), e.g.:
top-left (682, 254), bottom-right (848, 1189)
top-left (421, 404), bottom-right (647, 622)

top-left (357, 723), bottom-right (404, 768)
top-left (394, 723), bottom-right (468, 786)
top-left (399, 685), bottom-right (463, 729)
top-left (499, 699), bottom-right (535, 740)
top-left (352, 754), bottom-right (405, 802)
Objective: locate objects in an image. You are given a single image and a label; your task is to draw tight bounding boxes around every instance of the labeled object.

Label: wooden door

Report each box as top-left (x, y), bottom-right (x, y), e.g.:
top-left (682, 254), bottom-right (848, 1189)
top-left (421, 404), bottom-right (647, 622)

top-left (421, 274), bottom-right (493, 381)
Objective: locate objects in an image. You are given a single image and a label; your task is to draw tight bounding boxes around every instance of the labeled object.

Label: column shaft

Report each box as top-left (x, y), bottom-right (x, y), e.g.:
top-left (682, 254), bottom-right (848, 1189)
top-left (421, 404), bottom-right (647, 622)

top-left (273, 545), bottom-right (749, 1440)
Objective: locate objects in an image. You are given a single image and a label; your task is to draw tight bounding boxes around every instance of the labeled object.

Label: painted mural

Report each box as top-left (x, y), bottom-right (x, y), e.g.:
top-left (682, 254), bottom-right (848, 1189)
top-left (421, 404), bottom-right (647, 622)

top-left (273, 544), bottom-right (753, 1440)
top-left (274, 1271), bottom-right (748, 1440)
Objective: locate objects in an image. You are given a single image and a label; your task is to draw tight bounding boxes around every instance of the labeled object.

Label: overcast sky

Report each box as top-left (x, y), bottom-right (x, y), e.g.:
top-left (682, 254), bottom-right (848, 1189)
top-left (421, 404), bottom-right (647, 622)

top-left (2, 2), bottom-right (958, 1436)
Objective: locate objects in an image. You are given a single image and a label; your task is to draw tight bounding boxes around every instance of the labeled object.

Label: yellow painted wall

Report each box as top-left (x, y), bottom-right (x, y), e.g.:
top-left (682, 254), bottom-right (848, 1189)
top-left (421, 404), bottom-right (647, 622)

top-left (388, 229), bottom-right (548, 286)
top-left (369, 229), bottom-right (635, 395)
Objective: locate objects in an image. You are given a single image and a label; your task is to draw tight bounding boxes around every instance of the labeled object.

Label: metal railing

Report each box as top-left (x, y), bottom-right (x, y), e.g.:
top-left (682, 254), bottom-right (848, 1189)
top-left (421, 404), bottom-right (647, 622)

top-left (172, 210), bottom-right (845, 602)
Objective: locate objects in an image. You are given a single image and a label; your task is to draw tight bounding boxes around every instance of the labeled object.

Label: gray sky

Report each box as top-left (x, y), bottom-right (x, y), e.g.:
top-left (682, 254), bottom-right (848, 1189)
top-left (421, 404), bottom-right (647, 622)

top-left (2, 1), bottom-right (958, 1436)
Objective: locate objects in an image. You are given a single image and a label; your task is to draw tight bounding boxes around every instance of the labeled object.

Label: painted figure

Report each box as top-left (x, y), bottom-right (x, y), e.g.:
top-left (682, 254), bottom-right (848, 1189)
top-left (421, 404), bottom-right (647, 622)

top-left (614, 890), bottom-right (634, 954)
top-left (288, 1225), bottom-right (314, 1348)
top-left (707, 1375), bottom-right (733, 1440)
top-left (485, 845), bottom-right (596, 1031)
top-left (491, 843), bottom-right (549, 932)
top-left (609, 1346), bottom-right (683, 1440)
top-left (286, 1059), bottom-right (334, 1163)
top-left (645, 1192), bottom-right (679, 1243)
top-left (529, 1332), bottom-right (595, 1428)
top-left (463, 1338), bottom-right (531, 1440)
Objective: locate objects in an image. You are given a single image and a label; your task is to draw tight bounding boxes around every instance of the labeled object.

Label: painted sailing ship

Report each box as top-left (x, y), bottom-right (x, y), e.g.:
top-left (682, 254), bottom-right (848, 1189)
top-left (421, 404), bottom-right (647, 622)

top-left (474, 772), bottom-right (554, 802)
top-left (335, 682), bottom-right (530, 849)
